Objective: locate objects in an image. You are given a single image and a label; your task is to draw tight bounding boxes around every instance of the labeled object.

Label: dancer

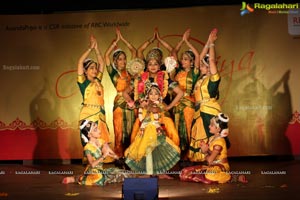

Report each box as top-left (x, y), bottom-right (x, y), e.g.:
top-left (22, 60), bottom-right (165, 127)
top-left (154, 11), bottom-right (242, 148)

top-left (188, 29), bottom-right (227, 162)
top-left (105, 28), bottom-right (139, 157)
top-left (137, 27), bottom-right (178, 106)
top-left (123, 42), bottom-right (183, 147)
top-left (77, 35), bottom-right (111, 148)
top-left (170, 28), bottom-right (200, 159)
top-left (125, 83), bottom-right (180, 178)
top-left (62, 120), bottom-right (135, 185)
top-left (180, 113), bottom-right (248, 184)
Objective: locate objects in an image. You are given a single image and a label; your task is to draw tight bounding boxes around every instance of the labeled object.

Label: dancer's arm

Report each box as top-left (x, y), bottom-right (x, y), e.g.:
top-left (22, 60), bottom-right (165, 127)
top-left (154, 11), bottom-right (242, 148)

top-left (164, 86), bottom-right (183, 111)
top-left (105, 29), bottom-right (120, 66)
top-left (92, 35), bottom-right (105, 73)
top-left (119, 28), bottom-right (137, 59)
top-left (78, 35), bottom-right (96, 75)
top-left (137, 30), bottom-right (156, 60)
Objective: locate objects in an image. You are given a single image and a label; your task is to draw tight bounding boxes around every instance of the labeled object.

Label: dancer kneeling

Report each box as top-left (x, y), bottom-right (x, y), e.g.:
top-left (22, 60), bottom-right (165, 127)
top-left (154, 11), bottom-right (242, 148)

top-left (62, 120), bottom-right (135, 185)
top-left (180, 113), bottom-right (248, 184)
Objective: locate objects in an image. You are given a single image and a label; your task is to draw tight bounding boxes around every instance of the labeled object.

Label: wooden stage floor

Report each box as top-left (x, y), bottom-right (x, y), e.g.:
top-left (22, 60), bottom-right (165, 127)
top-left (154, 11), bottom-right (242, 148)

top-left (0, 157), bottom-right (299, 200)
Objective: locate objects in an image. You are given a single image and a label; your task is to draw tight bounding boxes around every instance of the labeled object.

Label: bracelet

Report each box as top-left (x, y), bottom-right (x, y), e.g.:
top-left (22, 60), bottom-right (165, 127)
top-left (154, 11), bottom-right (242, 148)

top-left (209, 43), bottom-right (215, 47)
top-left (88, 48), bottom-right (92, 51)
top-left (205, 45), bottom-right (209, 48)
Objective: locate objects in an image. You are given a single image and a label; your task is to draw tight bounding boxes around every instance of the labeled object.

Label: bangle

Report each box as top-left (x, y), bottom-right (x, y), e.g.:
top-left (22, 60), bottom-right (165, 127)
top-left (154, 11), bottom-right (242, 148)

top-left (209, 43), bottom-right (215, 47)
top-left (88, 48), bottom-right (92, 51)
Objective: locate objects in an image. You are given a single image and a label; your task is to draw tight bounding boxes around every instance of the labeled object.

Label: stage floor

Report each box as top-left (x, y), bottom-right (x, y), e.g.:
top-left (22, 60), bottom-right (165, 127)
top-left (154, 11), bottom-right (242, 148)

top-left (0, 157), bottom-right (299, 200)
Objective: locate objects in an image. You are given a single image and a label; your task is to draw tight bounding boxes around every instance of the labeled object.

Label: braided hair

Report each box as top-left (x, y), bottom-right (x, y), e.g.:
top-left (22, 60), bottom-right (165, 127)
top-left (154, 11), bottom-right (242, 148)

top-left (79, 120), bottom-right (93, 146)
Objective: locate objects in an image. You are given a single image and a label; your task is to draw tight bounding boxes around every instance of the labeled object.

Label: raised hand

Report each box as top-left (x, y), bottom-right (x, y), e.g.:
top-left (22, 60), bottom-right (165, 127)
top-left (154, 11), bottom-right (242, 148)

top-left (183, 28), bottom-right (191, 41)
top-left (115, 27), bottom-right (121, 43)
top-left (90, 34), bottom-right (97, 49)
top-left (208, 28), bottom-right (218, 43)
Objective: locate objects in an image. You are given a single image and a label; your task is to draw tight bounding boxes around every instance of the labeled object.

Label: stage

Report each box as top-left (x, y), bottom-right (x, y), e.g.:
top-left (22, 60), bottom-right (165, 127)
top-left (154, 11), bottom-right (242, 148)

top-left (0, 157), bottom-right (299, 200)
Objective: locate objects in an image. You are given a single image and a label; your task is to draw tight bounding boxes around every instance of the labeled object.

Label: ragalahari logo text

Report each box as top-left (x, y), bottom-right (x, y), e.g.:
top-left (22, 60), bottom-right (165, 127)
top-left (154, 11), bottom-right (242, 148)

top-left (240, 2), bottom-right (254, 16)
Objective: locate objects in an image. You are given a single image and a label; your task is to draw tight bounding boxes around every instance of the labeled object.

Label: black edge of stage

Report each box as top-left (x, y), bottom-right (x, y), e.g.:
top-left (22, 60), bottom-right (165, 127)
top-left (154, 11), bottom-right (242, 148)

top-left (1, 0), bottom-right (290, 15)
top-left (0, 0), bottom-right (238, 15)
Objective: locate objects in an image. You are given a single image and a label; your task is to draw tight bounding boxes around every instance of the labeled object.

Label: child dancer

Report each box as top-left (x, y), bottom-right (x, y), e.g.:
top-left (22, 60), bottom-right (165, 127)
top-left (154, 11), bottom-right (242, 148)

top-left (180, 113), bottom-right (248, 184)
top-left (125, 83), bottom-right (180, 178)
top-left (62, 120), bottom-right (135, 186)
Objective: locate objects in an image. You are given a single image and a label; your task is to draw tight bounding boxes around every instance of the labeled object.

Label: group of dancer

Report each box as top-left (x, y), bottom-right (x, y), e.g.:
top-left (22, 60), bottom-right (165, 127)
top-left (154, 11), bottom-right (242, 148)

top-left (62, 28), bottom-right (248, 186)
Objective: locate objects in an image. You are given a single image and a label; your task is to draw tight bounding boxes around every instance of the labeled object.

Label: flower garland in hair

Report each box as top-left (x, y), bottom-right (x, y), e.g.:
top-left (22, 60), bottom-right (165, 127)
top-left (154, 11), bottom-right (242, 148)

top-left (80, 120), bottom-right (90, 144)
top-left (218, 113), bottom-right (229, 137)
top-left (80, 120), bottom-right (90, 130)
top-left (212, 113), bottom-right (230, 138)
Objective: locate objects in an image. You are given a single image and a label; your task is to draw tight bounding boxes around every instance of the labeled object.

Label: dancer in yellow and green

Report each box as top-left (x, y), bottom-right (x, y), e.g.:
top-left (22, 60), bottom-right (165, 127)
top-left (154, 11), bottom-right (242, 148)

top-left (77, 35), bottom-right (112, 162)
top-left (62, 120), bottom-right (136, 186)
top-left (188, 29), bottom-right (230, 162)
top-left (180, 113), bottom-right (248, 184)
top-left (170, 28), bottom-right (200, 159)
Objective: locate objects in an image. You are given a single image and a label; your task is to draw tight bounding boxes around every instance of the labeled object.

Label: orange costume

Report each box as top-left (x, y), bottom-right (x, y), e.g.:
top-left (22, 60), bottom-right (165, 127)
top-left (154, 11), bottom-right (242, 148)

top-left (106, 64), bottom-right (136, 157)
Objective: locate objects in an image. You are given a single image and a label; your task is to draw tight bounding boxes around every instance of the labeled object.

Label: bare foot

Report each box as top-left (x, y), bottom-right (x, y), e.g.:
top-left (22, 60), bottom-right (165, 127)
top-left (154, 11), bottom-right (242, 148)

top-left (62, 176), bottom-right (75, 184)
top-left (158, 174), bottom-right (174, 179)
top-left (138, 175), bottom-right (151, 178)
top-left (238, 175), bottom-right (248, 183)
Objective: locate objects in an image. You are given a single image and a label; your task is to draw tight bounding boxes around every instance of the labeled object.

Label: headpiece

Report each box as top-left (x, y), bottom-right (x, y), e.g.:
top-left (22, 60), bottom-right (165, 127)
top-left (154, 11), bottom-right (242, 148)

top-left (183, 49), bottom-right (195, 62)
top-left (145, 82), bottom-right (162, 102)
top-left (79, 120), bottom-right (92, 145)
top-left (212, 113), bottom-right (229, 137)
top-left (83, 58), bottom-right (97, 71)
top-left (126, 58), bottom-right (145, 76)
top-left (146, 47), bottom-right (163, 65)
top-left (80, 120), bottom-right (90, 130)
top-left (112, 48), bottom-right (125, 62)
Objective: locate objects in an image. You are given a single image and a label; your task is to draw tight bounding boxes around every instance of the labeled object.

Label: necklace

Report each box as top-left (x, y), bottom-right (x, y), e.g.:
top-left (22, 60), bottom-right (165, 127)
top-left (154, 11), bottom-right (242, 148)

top-left (209, 135), bottom-right (221, 145)
top-left (89, 140), bottom-right (101, 151)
